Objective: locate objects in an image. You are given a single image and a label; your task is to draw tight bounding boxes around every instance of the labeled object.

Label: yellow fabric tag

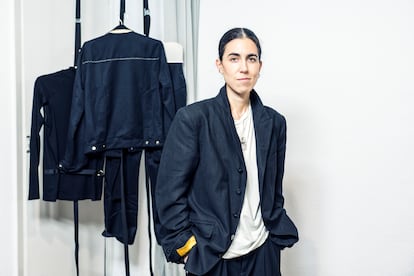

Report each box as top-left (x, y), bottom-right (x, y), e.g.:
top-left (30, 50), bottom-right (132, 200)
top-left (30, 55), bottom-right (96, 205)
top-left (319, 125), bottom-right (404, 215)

top-left (176, 235), bottom-right (197, 257)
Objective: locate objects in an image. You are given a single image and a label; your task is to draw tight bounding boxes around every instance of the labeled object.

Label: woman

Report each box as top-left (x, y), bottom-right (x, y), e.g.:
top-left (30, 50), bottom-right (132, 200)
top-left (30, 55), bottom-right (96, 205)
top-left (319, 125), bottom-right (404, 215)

top-left (155, 27), bottom-right (298, 276)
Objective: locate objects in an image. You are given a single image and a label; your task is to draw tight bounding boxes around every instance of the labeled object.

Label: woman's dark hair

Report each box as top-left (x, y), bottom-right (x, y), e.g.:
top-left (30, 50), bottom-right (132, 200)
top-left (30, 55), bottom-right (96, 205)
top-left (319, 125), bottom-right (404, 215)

top-left (218, 27), bottom-right (262, 61)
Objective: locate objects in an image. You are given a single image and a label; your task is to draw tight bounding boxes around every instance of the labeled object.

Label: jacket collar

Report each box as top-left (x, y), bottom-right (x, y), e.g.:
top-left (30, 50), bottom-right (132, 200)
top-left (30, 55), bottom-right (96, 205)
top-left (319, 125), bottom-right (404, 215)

top-left (215, 85), bottom-right (273, 192)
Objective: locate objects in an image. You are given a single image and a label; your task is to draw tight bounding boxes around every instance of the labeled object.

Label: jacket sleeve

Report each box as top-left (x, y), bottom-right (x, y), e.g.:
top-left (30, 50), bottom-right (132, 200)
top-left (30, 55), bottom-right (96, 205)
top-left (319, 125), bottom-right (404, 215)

top-left (60, 49), bottom-right (86, 172)
top-left (269, 115), bottom-right (299, 248)
top-left (28, 78), bottom-right (45, 200)
top-left (168, 62), bottom-right (187, 112)
top-left (155, 108), bottom-right (199, 263)
top-left (158, 44), bottom-right (176, 138)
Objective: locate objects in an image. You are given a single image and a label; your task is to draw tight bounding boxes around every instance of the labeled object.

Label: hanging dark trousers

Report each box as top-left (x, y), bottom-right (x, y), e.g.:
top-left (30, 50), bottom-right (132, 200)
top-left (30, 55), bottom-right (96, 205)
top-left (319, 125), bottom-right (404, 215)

top-left (102, 148), bottom-right (161, 275)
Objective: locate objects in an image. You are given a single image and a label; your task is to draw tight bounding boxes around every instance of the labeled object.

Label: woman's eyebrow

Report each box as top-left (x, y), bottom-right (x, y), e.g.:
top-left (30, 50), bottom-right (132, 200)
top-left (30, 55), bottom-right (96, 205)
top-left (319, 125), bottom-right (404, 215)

top-left (227, 52), bottom-right (241, 57)
top-left (227, 53), bottom-right (258, 58)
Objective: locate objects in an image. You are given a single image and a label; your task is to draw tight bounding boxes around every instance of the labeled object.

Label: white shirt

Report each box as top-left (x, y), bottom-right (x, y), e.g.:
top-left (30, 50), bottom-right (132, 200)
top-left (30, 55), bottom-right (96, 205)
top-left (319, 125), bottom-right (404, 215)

top-left (223, 103), bottom-right (269, 259)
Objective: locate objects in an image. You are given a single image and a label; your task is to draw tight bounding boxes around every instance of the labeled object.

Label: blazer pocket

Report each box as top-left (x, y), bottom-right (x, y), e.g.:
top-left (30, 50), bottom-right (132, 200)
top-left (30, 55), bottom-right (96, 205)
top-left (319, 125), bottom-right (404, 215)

top-left (190, 219), bottom-right (215, 239)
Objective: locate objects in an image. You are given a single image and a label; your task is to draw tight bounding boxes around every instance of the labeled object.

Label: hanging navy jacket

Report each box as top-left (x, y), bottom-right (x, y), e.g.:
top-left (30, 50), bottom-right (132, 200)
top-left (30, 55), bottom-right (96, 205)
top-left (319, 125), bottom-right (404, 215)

top-left (29, 67), bottom-right (104, 201)
top-left (60, 31), bottom-right (176, 172)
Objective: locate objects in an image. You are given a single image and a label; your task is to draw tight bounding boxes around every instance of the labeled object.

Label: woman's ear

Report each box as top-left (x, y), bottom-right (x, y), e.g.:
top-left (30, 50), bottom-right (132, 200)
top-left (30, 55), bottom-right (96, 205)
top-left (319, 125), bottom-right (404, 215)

top-left (216, 58), bottom-right (223, 74)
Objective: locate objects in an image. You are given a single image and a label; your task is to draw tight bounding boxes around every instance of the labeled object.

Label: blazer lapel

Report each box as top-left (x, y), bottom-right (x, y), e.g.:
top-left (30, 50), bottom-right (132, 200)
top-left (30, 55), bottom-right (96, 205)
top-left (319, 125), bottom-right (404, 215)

top-left (251, 91), bottom-right (273, 193)
top-left (215, 86), bottom-right (246, 163)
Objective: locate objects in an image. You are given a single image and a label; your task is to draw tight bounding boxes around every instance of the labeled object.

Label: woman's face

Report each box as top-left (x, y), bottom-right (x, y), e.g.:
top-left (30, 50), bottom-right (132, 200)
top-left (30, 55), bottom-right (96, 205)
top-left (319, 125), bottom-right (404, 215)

top-left (216, 38), bottom-right (262, 98)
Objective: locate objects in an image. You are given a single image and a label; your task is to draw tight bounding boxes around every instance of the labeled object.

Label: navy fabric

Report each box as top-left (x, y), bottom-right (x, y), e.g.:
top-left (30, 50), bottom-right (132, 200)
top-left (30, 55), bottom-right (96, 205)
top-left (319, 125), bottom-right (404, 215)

top-left (100, 148), bottom-right (162, 243)
top-left (102, 149), bottom-right (141, 244)
top-left (29, 67), bottom-right (104, 201)
top-left (187, 238), bottom-right (281, 276)
top-left (61, 31), bottom-right (176, 173)
top-left (155, 86), bottom-right (298, 275)
top-left (59, 31), bottom-right (186, 245)
top-left (29, 25), bottom-right (186, 275)
top-left (168, 63), bottom-right (187, 113)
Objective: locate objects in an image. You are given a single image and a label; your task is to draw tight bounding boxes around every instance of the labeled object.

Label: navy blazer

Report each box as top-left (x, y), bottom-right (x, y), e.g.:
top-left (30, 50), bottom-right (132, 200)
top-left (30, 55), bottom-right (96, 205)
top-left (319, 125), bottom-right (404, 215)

top-left (155, 86), bottom-right (299, 275)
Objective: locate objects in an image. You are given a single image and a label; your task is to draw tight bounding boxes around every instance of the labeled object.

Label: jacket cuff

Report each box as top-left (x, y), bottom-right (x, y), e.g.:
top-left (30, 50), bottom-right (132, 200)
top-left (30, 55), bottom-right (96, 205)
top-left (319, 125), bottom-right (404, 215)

top-left (164, 231), bottom-right (193, 263)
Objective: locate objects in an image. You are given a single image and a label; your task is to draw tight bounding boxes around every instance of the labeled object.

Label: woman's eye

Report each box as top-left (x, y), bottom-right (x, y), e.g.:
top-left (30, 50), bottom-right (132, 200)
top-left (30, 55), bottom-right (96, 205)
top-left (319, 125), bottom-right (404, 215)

top-left (249, 57), bottom-right (258, 63)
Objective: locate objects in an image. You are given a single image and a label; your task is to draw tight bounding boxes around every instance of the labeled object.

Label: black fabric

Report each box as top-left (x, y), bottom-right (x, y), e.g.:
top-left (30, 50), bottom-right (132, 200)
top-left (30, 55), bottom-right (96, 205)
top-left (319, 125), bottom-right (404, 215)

top-left (101, 149), bottom-right (160, 276)
top-left (74, 201), bottom-right (79, 276)
top-left (120, 0), bottom-right (125, 23)
top-left (60, 31), bottom-right (176, 173)
top-left (119, 150), bottom-right (130, 276)
top-left (143, 0), bottom-right (150, 36)
top-left (155, 87), bottom-right (298, 275)
top-left (29, 68), bottom-right (104, 201)
top-left (168, 62), bottom-right (187, 113)
top-left (74, 0), bottom-right (81, 66)
top-left (102, 150), bottom-right (141, 245)
top-left (187, 238), bottom-right (281, 276)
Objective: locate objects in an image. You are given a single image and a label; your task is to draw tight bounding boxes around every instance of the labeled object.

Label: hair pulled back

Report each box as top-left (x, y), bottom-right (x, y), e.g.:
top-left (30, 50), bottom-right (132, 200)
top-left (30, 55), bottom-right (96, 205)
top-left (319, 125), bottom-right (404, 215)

top-left (218, 28), bottom-right (262, 61)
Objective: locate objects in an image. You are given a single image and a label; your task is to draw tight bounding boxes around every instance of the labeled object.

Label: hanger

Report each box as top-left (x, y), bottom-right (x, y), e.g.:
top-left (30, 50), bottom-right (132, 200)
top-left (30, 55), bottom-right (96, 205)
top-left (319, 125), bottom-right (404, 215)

top-left (110, 0), bottom-right (132, 34)
top-left (110, 19), bottom-right (133, 34)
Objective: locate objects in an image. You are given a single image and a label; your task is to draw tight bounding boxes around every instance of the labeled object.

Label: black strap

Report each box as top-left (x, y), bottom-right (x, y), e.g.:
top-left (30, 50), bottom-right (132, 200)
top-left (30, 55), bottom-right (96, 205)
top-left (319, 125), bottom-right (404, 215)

top-left (143, 0), bottom-right (150, 36)
top-left (145, 159), bottom-right (154, 276)
top-left (44, 168), bottom-right (99, 175)
top-left (73, 1), bottom-right (81, 274)
top-left (120, 0), bottom-right (126, 24)
top-left (74, 201), bottom-right (80, 276)
top-left (120, 150), bottom-right (130, 276)
top-left (74, 0), bottom-right (81, 66)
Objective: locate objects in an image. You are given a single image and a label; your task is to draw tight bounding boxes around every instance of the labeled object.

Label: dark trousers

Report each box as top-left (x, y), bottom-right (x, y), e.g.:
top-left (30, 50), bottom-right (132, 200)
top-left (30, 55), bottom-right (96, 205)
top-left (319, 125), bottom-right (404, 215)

top-left (188, 238), bottom-right (281, 276)
top-left (102, 148), bottom-right (161, 245)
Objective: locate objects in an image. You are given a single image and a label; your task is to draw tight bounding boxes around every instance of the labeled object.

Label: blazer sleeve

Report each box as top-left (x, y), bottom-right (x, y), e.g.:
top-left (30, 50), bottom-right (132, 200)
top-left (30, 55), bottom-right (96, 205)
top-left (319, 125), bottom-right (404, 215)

top-left (269, 114), bottom-right (299, 248)
top-left (28, 77), bottom-right (45, 200)
top-left (155, 107), bottom-right (199, 263)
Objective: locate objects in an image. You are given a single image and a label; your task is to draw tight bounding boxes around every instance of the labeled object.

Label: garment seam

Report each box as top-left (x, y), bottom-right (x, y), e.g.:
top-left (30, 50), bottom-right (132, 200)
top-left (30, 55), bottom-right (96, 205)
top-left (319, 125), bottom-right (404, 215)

top-left (82, 57), bottom-right (159, 64)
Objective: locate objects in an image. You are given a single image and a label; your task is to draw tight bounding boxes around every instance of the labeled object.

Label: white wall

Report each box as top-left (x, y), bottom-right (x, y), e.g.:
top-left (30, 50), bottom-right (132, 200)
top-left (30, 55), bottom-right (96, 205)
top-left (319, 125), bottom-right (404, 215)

top-left (0, 0), bottom-right (18, 275)
top-left (198, 0), bottom-right (414, 275)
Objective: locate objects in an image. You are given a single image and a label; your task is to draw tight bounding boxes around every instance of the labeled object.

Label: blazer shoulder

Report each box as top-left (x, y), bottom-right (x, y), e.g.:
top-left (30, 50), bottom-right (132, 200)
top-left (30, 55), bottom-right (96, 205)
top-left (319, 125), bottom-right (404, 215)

top-left (179, 97), bottom-right (216, 116)
top-left (174, 97), bottom-right (220, 129)
top-left (263, 105), bottom-right (286, 123)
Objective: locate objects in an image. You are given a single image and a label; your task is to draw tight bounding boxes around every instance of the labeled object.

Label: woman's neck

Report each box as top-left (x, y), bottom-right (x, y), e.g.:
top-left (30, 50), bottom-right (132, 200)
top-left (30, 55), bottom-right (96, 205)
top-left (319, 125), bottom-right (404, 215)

top-left (227, 87), bottom-right (250, 120)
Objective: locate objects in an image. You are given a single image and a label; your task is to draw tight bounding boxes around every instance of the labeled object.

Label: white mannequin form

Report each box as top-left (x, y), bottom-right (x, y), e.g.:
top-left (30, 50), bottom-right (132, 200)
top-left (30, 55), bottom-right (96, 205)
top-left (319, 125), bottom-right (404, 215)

top-left (163, 42), bottom-right (184, 63)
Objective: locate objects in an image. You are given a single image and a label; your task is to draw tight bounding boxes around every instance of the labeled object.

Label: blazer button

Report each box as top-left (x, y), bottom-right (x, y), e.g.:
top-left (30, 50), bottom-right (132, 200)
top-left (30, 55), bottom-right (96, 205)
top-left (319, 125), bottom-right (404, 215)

top-left (91, 146), bottom-right (97, 151)
top-left (230, 234), bottom-right (235, 240)
top-left (236, 189), bottom-right (241, 195)
top-left (237, 168), bottom-right (243, 173)
top-left (233, 213), bottom-right (239, 218)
